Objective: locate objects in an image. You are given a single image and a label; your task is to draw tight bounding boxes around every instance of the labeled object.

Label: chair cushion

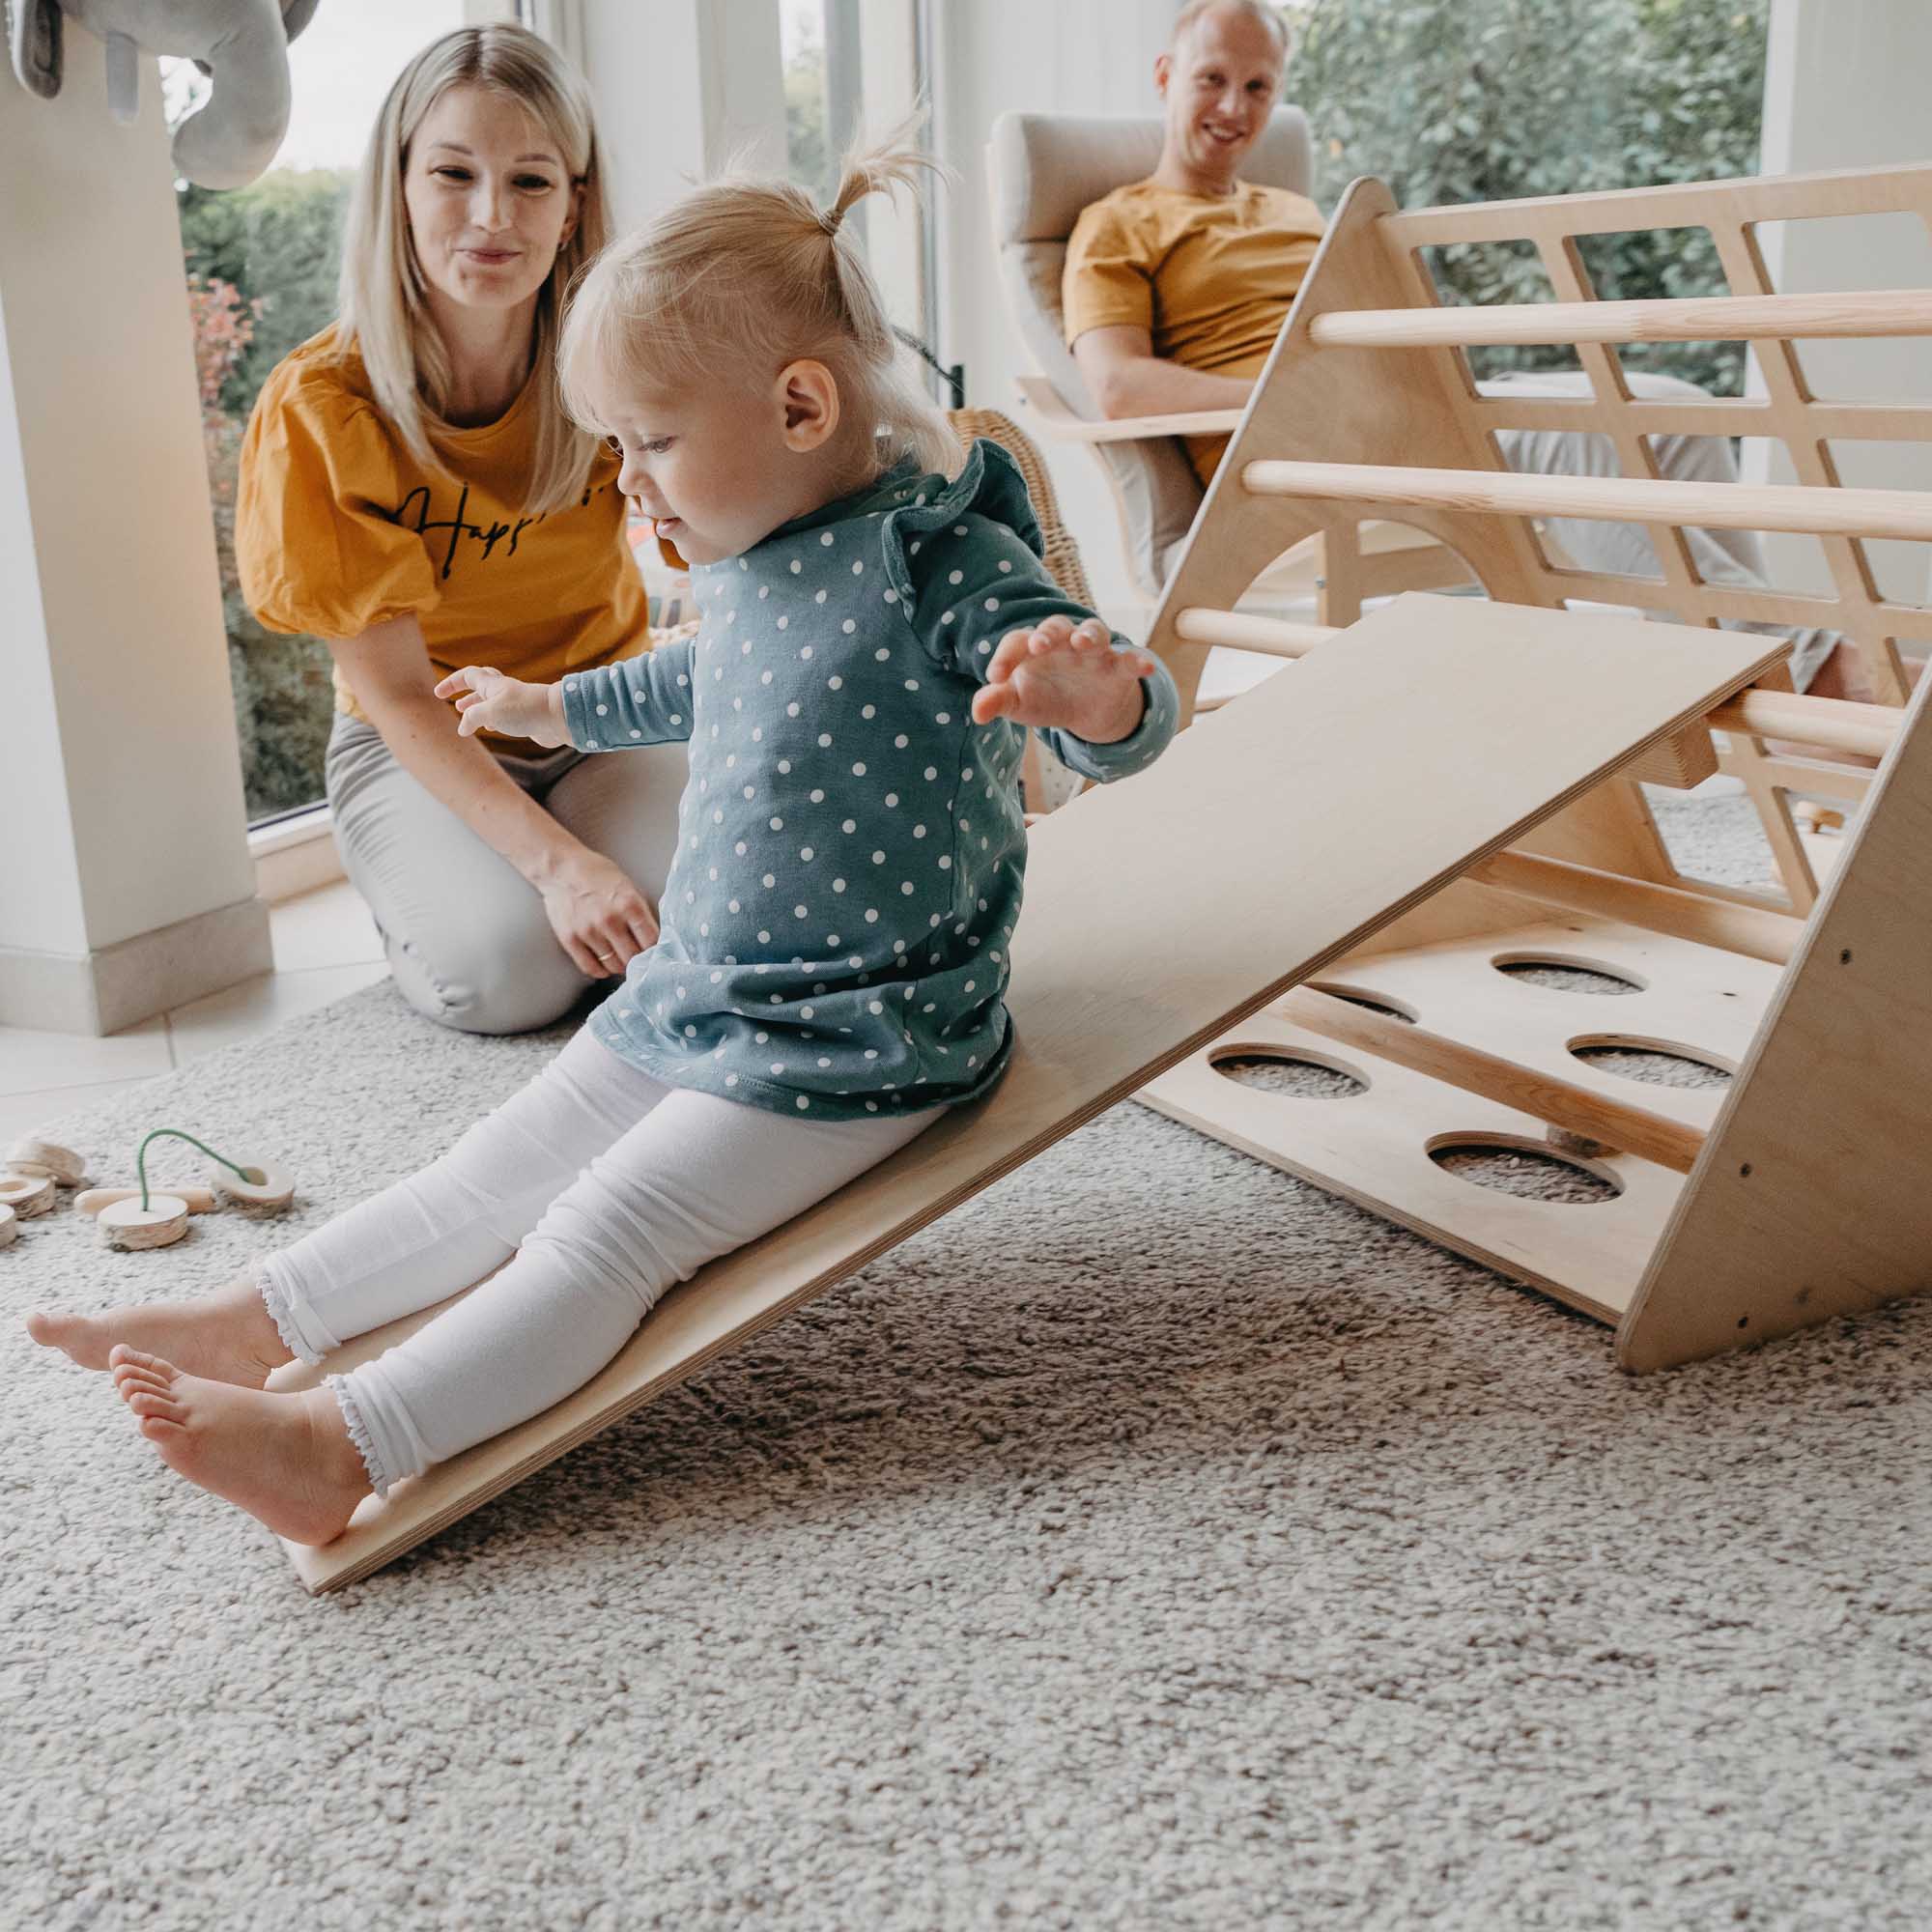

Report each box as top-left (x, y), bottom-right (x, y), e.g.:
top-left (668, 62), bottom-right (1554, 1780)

top-left (988, 108), bottom-right (1313, 596)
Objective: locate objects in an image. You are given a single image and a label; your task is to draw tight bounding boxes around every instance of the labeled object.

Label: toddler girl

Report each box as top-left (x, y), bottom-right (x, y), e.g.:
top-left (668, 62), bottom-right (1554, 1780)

top-left (26, 133), bottom-right (1179, 1547)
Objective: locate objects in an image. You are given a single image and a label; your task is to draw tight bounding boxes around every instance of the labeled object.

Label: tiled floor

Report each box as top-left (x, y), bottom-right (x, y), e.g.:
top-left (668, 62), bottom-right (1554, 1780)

top-left (0, 881), bottom-right (389, 1139)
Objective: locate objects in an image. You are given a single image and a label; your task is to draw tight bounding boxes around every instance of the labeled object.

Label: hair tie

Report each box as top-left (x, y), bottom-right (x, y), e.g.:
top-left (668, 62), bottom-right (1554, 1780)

top-left (817, 206), bottom-right (844, 238)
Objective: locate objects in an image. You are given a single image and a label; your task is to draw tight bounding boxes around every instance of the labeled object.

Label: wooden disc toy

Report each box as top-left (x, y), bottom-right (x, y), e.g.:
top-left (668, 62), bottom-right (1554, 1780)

top-left (0, 1172), bottom-right (57, 1218)
top-left (5, 1136), bottom-right (86, 1185)
top-left (74, 1184), bottom-right (217, 1216)
top-left (98, 1195), bottom-right (191, 1250)
top-left (211, 1163), bottom-right (295, 1213)
top-left (0, 1204), bottom-right (15, 1249)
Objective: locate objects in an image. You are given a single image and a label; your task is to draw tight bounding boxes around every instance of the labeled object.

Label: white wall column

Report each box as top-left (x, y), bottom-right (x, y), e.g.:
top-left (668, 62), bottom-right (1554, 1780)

top-left (0, 42), bottom-right (270, 1036)
top-left (1748, 0), bottom-right (1932, 606)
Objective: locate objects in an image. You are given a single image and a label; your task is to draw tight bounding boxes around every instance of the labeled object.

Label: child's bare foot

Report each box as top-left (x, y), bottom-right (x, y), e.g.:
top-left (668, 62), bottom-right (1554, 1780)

top-left (108, 1345), bottom-right (370, 1547)
top-left (25, 1275), bottom-right (294, 1388)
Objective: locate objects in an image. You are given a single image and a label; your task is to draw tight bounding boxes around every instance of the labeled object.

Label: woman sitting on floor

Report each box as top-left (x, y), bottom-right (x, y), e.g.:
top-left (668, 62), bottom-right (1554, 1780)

top-left (237, 21), bottom-right (686, 1036)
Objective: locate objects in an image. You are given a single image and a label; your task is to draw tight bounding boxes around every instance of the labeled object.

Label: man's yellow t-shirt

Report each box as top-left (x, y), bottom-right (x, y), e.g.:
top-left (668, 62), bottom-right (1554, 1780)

top-left (1062, 179), bottom-right (1325, 487)
top-left (236, 323), bottom-right (649, 759)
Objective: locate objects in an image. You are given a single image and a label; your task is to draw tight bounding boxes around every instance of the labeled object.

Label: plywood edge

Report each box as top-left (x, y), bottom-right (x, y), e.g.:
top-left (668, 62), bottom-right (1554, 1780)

top-left (1616, 663), bottom-right (1932, 1371)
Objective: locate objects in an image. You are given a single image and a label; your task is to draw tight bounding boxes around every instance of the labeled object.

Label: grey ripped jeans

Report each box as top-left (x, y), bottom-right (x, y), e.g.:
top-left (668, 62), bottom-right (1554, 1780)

top-left (325, 713), bottom-right (689, 1036)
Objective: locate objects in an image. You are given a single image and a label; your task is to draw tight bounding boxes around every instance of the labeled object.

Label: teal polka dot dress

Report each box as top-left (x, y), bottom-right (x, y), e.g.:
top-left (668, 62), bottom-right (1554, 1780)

top-left (559, 439), bottom-right (1179, 1122)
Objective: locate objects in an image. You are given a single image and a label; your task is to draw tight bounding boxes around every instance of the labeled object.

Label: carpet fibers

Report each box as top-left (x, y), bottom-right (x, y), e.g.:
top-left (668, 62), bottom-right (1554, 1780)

top-left (6, 796), bottom-right (1927, 1930)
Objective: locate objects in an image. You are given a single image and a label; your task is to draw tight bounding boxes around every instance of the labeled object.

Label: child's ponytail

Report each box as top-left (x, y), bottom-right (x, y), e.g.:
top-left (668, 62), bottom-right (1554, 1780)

top-left (558, 114), bottom-right (961, 479)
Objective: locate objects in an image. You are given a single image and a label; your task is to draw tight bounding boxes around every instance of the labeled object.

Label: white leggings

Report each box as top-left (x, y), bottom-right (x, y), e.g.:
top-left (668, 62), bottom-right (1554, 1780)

top-left (256, 1028), bottom-right (941, 1496)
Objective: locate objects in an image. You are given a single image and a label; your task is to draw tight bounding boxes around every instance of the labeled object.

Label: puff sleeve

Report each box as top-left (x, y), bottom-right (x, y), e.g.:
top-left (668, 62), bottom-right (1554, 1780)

top-left (236, 361), bottom-right (441, 639)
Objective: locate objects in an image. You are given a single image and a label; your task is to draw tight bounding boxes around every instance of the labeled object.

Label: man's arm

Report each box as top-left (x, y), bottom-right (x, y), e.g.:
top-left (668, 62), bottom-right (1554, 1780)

top-left (1070, 324), bottom-right (1256, 420)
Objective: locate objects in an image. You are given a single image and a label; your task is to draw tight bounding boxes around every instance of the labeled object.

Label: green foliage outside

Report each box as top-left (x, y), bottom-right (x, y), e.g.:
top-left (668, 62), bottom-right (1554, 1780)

top-left (178, 169), bottom-right (351, 822)
top-left (1287, 0), bottom-right (1770, 392)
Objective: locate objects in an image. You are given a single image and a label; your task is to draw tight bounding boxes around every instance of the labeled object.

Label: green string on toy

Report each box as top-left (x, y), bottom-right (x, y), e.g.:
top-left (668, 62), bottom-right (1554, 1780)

top-left (135, 1129), bottom-right (264, 1212)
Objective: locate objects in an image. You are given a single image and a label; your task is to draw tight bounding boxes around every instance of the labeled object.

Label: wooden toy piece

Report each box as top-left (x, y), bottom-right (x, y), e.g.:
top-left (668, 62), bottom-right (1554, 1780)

top-left (74, 1184), bottom-right (218, 1216)
top-left (0, 1172), bottom-right (58, 1217)
top-left (281, 591), bottom-right (1777, 1591)
top-left (5, 1136), bottom-right (86, 1185)
top-left (98, 1195), bottom-right (191, 1250)
top-left (0, 1204), bottom-right (15, 1248)
top-left (1793, 800), bottom-right (1846, 834)
top-left (210, 1164), bottom-right (295, 1214)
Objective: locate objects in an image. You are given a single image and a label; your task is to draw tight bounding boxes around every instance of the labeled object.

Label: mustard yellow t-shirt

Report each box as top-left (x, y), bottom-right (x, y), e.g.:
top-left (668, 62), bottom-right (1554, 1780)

top-left (1062, 179), bottom-right (1325, 486)
top-left (236, 323), bottom-right (649, 759)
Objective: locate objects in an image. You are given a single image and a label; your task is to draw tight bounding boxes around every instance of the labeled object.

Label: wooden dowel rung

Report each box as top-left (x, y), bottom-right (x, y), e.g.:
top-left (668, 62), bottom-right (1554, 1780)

top-left (1469, 850), bottom-right (1801, 966)
top-left (1712, 691), bottom-right (1899, 759)
top-left (1173, 610), bottom-right (1900, 759)
top-left (1279, 988), bottom-right (1707, 1173)
top-left (1173, 609), bottom-right (1335, 657)
top-left (1307, 288), bottom-right (1932, 351)
top-left (1238, 461), bottom-right (1932, 544)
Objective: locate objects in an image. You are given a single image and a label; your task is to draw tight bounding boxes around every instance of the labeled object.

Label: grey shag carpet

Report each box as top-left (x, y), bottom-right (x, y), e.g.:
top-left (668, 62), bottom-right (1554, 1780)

top-left (8, 792), bottom-right (1929, 1931)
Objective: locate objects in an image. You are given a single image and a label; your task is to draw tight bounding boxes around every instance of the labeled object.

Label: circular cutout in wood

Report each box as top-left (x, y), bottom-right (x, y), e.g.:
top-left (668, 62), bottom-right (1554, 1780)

top-left (1427, 1132), bottom-right (1622, 1204)
top-left (1569, 1035), bottom-right (1735, 1091)
top-left (1492, 952), bottom-right (1646, 995)
top-left (1211, 1048), bottom-right (1369, 1098)
top-left (1306, 981), bottom-right (1419, 1025)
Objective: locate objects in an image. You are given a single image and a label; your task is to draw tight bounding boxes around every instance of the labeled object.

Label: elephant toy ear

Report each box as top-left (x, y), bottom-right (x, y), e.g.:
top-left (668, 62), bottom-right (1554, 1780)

top-left (6, 0), bottom-right (62, 99)
top-left (280, 0), bottom-right (322, 47)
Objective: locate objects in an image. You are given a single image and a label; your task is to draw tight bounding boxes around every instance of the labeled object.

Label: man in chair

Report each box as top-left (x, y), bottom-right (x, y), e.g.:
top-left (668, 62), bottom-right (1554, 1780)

top-left (1063, 0), bottom-right (1870, 700)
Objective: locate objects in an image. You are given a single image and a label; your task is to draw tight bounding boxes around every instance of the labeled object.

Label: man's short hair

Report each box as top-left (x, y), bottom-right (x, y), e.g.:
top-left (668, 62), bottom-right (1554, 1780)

top-left (1169, 0), bottom-right (1293, 60)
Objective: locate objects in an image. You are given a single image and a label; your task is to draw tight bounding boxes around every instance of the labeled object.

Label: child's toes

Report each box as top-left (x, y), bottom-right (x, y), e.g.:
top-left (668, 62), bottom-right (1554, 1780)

top-left (127, 1388), bottom-right (185, 1425)
top-left (112, 1362), bottom-right (169, 1400)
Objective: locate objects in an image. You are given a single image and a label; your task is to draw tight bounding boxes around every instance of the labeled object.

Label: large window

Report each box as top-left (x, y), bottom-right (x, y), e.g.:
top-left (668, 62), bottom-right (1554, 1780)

top-left (780, 0), bottom-right (936, 384)
top-left (167, 1), bottom-right (470, 826)
top-left (1283, 0), bottom-right (1770, 395)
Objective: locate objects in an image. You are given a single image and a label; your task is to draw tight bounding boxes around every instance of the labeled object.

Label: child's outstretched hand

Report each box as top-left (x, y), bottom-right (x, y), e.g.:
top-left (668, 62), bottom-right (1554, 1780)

top-left (970, 615), bottom-right (1154, 743)
top-left (434, 666), bottom-right (571, 749)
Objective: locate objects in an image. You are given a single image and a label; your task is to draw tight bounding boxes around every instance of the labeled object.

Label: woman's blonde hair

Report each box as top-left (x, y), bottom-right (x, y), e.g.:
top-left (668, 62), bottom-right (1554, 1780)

top-left (336, 22), bottom-right (609, 516)
top-left (557, 119), bottom-right (960, 481)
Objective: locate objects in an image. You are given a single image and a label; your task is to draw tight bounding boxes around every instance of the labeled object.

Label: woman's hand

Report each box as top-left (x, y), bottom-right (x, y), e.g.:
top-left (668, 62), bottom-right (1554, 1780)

top-left (434, 665), bottom-right (571, 749)
top-left (531, 846), bottom-right (661, 980)
top-left (970, 615), bottom-right (1153, 743)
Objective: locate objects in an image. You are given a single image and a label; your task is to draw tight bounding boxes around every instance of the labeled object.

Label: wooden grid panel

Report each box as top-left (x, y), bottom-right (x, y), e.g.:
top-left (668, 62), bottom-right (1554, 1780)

top-left (1386, 176), bottom-right (1932, 920)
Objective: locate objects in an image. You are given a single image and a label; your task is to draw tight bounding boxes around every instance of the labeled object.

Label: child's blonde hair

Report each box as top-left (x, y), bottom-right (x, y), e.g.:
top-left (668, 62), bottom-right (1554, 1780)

top-left (336, 22), bottom-right (611, 517)
top-left (558, 121), bottom-right (960, 480)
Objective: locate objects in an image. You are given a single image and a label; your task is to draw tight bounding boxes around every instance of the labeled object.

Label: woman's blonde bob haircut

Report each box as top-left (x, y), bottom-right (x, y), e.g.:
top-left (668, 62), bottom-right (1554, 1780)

top-left (335, 22), bottom-right (610, 516)
top-left (557, 120), bottom-right (960, 484)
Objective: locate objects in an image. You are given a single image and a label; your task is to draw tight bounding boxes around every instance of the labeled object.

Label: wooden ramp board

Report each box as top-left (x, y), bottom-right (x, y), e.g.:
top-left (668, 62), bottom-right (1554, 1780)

top-left (280, 594), bottom-right (1781, 1590)
top-left (1617, 662), bottom-right (1932, 1370)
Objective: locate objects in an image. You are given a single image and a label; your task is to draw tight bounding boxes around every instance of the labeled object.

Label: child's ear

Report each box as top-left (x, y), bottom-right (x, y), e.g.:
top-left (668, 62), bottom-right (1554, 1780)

top-left (775, 359), bottom-right (841, 451)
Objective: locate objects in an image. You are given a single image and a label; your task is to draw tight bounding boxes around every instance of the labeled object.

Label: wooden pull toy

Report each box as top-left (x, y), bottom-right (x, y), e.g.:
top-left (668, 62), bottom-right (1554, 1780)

top-left (5, 1136), bottom-right (86, 1185)
top-left (0, 1172), bottom-right (58, 1218)
top-left (94, 1127), bottom-right (296, 1251)
top-left (75, 1184), bottom-right (218, 1216)
top-left (99, 1195), bottom-right (192, 1251)
top-left (211, 1164), bottom-right (296, 1214)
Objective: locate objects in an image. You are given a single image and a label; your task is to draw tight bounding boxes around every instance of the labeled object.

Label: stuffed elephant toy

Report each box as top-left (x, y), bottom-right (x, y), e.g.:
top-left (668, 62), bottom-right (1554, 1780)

top-left (6, 0), bottom-right (321, 188)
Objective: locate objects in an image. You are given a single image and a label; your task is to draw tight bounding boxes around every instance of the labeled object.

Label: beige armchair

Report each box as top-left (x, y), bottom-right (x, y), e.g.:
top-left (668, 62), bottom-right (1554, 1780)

top-left (986, 107), bottom-right (1467, 630)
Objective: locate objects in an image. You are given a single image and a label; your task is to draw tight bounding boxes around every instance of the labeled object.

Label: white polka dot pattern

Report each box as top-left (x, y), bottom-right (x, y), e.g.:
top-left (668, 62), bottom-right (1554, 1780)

top-left (555, 440), bottom-right (1177, 1121)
